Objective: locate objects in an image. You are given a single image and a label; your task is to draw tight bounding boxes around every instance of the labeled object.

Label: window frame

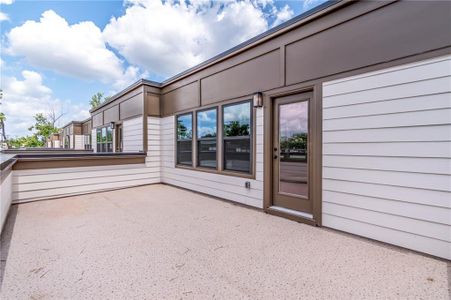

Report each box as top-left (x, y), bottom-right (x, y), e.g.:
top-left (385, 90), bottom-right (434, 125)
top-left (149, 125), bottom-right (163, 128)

top-left (196, 107), bottom-right (218, 169)
top-left (176, 112), bottom-right (194, 166)
top-left (175, 98), bottom-right (255, 179)
top-left (96, 125), bottom-right (114, 153)
top-left (84, 134), bottom-right (91, 150)
top-left (222, 100), bottom-right (253, 174)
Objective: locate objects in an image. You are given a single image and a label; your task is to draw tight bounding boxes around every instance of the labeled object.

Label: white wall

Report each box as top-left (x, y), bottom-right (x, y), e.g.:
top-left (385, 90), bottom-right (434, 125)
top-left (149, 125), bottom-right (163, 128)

top-left (155, 107), bottom-right (264, 208)
top-left (146, 117), bottom-right (161, 179)
top-left (123, 116), bottom-right (143, 152)
top-left (91, 129), bottom-right (96, 153)
top-left (12, 163), bottom-right (160, 203)
top-left (322, 55), bottom-right (451, 259)
top-left (74, 134), bottom-right (84, 150)
top-left (0, 171), bottom-right (13, 233)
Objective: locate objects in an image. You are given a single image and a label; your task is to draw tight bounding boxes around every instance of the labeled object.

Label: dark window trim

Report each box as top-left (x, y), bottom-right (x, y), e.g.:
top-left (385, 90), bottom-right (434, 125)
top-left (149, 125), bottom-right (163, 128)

top-left (175, 98), bottom-right (255, 178)
top-left (84, 134), bottom-right (92, 150)
top-left (176, 112), bottom-right (193, 166)
top-left (96, 125), bottom-right (113, 153)
top-left (196, 107), bottom-right (218, 169)
top-left (222, 100), bottom-right (253, 174)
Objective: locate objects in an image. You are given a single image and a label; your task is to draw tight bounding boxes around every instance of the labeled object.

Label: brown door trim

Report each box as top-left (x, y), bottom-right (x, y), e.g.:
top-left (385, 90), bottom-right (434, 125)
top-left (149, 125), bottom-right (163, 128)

top-left (263, 85), bottom-right (322, 226)
top-left (272, 92), bottom-right (313, 213)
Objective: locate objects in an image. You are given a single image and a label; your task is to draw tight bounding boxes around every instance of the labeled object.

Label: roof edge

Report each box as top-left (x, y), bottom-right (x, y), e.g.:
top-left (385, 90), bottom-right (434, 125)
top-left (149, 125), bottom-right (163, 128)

top-left (90, 79), bottom-right (161, 113)
top-left (161, 0), bottom-right (343, 86)
top-left (90, 0), bottom-right (344, 114)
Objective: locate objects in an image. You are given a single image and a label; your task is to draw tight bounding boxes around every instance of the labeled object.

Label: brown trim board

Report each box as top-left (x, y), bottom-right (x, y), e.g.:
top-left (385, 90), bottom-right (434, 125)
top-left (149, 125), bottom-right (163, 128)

top-left (13, 155), bottom-right (146, 170)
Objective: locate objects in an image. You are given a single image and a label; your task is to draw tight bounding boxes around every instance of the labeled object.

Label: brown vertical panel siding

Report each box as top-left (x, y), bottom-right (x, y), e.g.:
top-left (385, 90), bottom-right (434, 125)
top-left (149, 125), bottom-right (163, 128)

top-left (92, 113), bottom-right (103, 128)
top-left (146, 93), bottom-right (160, 116)
top-left (200, 50), bottom-right (281, 105)
top-left (91, 86), bottom-right (144, 115)
top-left (104, 105), bottom-right (120, 124)
top-left (162, 81), bottom-right (199, 116)
top-left (82, 120), bottom-right (92, 135)
top-left (286, 1), bottom-right (451, 85)
top-left (73, 124), bottom-right (82, 135)
top-left (120, 94), bottom-right (143, 119)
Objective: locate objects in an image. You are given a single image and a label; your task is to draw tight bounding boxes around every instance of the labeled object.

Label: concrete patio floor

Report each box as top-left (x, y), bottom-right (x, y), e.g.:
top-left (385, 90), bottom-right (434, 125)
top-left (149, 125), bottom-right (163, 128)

top-left (0, 184), bottom-right (449, 299)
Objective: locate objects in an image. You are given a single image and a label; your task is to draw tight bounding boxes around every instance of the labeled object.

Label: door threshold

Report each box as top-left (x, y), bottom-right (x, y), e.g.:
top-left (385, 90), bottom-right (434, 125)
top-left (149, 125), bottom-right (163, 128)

top-left (267, 206), bottom-right (316, 226)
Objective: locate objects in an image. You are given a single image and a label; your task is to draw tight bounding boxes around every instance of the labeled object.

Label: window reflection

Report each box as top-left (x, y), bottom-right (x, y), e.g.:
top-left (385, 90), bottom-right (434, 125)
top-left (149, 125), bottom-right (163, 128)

top-left (279, 101), bottom-right (308, 197)
top-left (177, 113), bottom-right (193, 165)
top-left (223, 101), bottom-right (252, 173)
top-left (197, 109), bottom-right (217, 168)
top-left (177, 114), bottom-right (193, 140)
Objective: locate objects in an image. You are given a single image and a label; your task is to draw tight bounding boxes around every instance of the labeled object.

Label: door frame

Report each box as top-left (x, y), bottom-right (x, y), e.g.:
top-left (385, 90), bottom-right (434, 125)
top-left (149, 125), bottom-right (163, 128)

top-left (263, 84), bottom-right (322, 226)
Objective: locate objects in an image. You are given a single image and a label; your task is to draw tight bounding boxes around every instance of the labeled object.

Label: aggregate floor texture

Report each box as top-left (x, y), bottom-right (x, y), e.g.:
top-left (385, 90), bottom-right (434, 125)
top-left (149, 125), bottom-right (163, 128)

top-left (0, 184), bottom-right (449, 299)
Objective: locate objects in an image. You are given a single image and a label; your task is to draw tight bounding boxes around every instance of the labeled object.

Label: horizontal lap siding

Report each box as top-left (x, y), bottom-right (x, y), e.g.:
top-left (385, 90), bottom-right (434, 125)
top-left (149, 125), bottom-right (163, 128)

top-left (74, 135), bottom-right (84, 150)
top-left (322, 55), bottom-right (451, 259)
top-left (1, 172), bottom-right (13, 233)
top-left (146, 117), bottom-right (161, 179)
top-left (91, 129), bottom-right (96, 153)
top-left (159, 109), bottom-right (264, 208)
top-left (12, 164), bottom-right (159, 203)
top-left (123, 116), bottom-right (143, 152)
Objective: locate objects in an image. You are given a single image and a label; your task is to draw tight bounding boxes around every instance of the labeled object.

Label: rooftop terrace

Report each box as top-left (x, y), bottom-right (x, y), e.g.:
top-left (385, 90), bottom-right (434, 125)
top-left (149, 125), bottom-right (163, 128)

top-left (1, 184), bottom-right (448, 299)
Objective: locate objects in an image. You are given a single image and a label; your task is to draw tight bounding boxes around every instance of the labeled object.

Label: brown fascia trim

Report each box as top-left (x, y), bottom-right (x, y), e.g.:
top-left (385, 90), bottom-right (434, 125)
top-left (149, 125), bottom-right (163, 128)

top-left (61, 120), bottom-right (84, 130)
top-left (160, 0), bottom-right (346, 86)
top-left (11, 152), bottom-right (146, 170)
top-left (90, 79), bottom-right (161, 113)
top-left (1, 156), bottom-right (17, 171)
top-left (90, 0), bottom-right (347, 114)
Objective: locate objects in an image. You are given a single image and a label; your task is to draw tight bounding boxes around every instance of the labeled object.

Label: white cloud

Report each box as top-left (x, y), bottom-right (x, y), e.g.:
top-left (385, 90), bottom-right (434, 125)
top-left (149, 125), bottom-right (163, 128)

top-left (103, 0), bottom-right (291, 78)
top-left (1, 70), bottom-right (90, 137)
top-left (0, 11), bottom-right (9, 22)
top-left (6, 10), bottom-right (139, 90)
top-left (0, 0), bottom-right (14, 4)
top-left (302, 0), bottom-right (326, 10)
top-left (273, 5), bottom-right (294, 27)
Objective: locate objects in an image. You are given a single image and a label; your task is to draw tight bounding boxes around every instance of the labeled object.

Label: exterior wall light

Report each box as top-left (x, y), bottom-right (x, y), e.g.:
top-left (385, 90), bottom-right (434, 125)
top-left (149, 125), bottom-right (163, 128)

top-left (110, 122), bottom-right (115, 129)
top-left (253, 92), bottom-right (263, 108)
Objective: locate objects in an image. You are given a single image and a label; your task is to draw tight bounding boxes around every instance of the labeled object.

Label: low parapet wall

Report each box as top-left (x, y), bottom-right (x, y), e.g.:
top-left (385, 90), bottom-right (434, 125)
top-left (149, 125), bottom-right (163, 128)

top-left (0, 152), bottom-right (156, 234)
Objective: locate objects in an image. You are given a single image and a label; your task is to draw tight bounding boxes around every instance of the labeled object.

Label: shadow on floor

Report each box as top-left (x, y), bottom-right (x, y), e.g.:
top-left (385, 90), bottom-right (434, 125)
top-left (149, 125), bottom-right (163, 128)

top-left (0, 205), bottom-right (19, 289)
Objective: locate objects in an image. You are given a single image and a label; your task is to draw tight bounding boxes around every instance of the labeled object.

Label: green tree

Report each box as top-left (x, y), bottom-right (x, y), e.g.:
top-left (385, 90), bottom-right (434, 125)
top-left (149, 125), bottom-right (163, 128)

top-left (0, 112), bottom-right (6, 143)
top-left (90, 92), bottom-right (111, 109)
top-left (8, 135), bottom-right (41, 148)
top-left (177, 122), bottom-right (192, 139)
top-left (28, 113), bottom-right (59, 146)
top-left (224, 121), bottom-right (249, 137)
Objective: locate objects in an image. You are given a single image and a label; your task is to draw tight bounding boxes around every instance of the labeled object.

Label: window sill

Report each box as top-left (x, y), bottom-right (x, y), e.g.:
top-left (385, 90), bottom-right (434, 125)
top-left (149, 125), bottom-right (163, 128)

top-left (174, 164), bottom-right (255, 179)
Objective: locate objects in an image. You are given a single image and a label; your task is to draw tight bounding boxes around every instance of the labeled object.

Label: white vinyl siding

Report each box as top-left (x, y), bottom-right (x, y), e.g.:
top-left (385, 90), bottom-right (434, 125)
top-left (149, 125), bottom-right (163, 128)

top-left (146, 117), bottom-right (161, 179)
top-left (1, 171), bottom-right (13, 233)
top-left (123, 116), bottom-right (143, 152)
top-left (158, 108), bottom-right (264, 208)
top-left (322, 55), bottom-right (451, 259)
top-left (74, 134), bottom-right (84, 150)
top-left (91, 129), bottom-right (97, 153)
top-left (12, 164), bottom-right (159, 203)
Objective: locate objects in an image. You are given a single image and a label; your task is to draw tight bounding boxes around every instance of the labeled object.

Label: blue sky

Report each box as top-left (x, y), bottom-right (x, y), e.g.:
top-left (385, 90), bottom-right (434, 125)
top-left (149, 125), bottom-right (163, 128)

top-left (0, 0), bottom-right (326, 137)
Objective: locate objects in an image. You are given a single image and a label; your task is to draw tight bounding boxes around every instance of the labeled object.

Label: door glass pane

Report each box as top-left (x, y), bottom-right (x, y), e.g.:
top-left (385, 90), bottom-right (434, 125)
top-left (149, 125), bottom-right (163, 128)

top-left (279, 101), bottom-right (308, 197)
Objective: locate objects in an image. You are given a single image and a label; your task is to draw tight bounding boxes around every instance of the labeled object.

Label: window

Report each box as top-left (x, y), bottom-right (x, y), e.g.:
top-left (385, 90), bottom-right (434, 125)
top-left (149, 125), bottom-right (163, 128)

top-left (84, 135), bottom-right (91, 150)
top-left (176, 113), bottom-right (193, 165)
top-left (223, 101), bottom-right (252, 173)
top-left (64, 135), bottom-right (70, 149)
top-left (197, 108), bottom-right (217, 168)
top-left (116, 124), bottom-right (123, 152)
top-left (96, 125), bottom-right (113, 152)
